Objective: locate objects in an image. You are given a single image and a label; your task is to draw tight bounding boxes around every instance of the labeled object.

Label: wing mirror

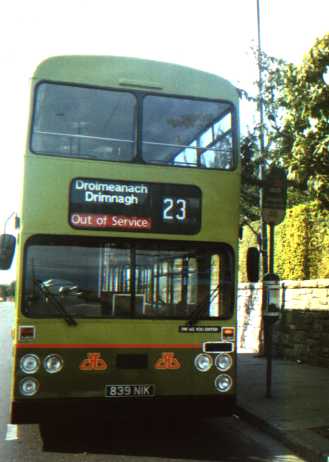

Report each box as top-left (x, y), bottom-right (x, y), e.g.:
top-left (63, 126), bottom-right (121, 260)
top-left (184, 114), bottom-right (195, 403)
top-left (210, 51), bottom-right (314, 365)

top-left (246, 246), bottom-right (260, 283)
top-left (0, 234), bottom-right (16, 270)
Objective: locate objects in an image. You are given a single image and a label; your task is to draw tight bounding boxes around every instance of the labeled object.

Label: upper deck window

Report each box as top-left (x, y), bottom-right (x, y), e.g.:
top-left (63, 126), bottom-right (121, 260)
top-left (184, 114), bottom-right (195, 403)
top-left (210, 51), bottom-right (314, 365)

top-left (31, 83), bottom-right (235, 169)
top-left (31, 83), bottom-right (137, 162)
top-left (143, 95), bottom-right (233, 169)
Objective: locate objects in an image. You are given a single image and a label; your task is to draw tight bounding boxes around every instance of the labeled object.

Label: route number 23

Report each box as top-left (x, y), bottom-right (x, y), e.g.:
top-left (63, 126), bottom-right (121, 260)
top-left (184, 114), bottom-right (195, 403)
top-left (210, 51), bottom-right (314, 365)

top-left (163, 198), bottom-right (187, 221)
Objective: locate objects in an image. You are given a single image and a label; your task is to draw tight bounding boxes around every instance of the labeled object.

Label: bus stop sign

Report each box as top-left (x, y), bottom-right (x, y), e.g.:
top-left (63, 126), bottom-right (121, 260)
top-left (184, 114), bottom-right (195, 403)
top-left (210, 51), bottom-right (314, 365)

top-left (262, 167), bottom-right (287, 225)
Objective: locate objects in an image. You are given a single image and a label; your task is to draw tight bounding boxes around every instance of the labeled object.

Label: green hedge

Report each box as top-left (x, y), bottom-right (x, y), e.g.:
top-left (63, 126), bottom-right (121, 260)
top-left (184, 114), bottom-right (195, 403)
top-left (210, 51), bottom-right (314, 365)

top-left (239, 202), bottom-right (329, 282)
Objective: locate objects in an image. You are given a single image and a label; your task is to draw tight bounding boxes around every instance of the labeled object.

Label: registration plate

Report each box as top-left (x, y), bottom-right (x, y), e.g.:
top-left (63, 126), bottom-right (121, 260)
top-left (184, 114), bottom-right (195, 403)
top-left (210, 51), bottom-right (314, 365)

top-left (105, 384), bottom-right (155, 398)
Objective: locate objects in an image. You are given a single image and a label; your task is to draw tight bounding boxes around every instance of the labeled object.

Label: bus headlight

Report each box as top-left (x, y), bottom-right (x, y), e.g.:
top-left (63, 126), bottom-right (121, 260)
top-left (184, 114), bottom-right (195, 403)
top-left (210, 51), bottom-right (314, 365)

top-left (215, 374), bottom-right (233, 392)
top-left (44, 354), bottom-right (63, 374)
top-left (194, 354), bottom-right (213, 372)
top-left (19, 377), bottom-right (39, 396)
top-left (19, 354), bottom-right (40, 375)
top-left (215, 353), bottom-right (232, 372)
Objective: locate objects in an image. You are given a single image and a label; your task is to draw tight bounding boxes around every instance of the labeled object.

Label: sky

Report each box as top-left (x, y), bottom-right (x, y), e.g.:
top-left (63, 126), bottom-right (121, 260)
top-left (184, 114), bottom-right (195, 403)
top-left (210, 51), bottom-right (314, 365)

top-left (0, 0), bottom-right (328, 283)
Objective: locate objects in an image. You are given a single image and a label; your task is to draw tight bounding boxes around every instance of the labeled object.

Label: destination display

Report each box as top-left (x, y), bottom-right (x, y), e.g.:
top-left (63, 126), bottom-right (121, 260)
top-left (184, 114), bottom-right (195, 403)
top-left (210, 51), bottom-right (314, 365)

top-left (69, 178), bottom-right (201, 234)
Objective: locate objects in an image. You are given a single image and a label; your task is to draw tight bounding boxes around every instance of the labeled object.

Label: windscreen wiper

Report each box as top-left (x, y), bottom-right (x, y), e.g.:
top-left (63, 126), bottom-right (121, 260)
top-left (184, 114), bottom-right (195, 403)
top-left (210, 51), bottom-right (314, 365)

top-left (36, 279), bottom-right (78, 326)
top-left (187, 284), bottom-right (220, 327)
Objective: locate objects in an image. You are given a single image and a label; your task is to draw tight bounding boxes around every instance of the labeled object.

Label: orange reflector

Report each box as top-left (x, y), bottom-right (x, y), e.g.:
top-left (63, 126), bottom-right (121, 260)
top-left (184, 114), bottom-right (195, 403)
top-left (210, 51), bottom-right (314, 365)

top-left (223, 328), bottom-right (234, 338)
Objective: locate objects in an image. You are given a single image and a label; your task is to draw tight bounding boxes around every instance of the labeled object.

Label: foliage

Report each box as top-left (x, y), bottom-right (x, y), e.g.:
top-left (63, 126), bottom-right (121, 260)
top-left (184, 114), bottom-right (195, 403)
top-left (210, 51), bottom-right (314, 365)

top-left (0, 281), bottom-right (15, 299)
top-left (239, 202), bottom-right (329, 282)
top-left (239, 50), bottom-right (292, 224)
top-left (275, 205), bottom-right (309, 280)
top-left (278, 33), bottom-right (329, 208)
top-left (240, 133), bottom-right (260, 223)
top-left (240, 33), bottom-right (329, 225)
top-left (306, 204), bottom-right (329, 279)
top-left (0, 285), bottom-right (7, 299)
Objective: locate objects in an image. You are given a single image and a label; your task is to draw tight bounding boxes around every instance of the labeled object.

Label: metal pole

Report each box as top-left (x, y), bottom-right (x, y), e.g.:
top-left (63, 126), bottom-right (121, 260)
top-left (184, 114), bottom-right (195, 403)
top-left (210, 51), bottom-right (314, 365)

top-left (257, 0), bottom-right (268, 356)
top-left (257, 0), bottom-right (268, 277)
top-left (269, 224), bottom-right (275, 274)
top-left (267, 224), bottom-right (275, 398)
top-left (265, 319), bottom-right (273, 398)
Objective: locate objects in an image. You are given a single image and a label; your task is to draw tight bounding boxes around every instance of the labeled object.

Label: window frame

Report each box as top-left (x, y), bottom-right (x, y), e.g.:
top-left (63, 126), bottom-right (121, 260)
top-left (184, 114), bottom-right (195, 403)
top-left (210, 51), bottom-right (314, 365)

top-left (22, 235), bottom-right (235, 321)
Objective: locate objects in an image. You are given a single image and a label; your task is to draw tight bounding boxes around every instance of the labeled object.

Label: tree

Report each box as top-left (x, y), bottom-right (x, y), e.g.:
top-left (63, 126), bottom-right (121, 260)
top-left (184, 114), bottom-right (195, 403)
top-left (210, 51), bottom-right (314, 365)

top-left (279, 33), bottom-right (329, 208)
top-left (0, 285), bottom-right (7, 299)
top-left (240, 32), bottom-right (329, 223)
top-left (7, 281), bottom-right (16, 297)
top-left (240, 130), bottom-right (260, 224)
top-left (239, 51), bottom-right (288, 224)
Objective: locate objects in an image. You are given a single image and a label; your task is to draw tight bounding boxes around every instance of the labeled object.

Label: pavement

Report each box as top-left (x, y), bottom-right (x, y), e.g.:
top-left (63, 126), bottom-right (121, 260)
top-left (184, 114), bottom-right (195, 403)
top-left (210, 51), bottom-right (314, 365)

top-left (237, 353), bottom-right (329, 462)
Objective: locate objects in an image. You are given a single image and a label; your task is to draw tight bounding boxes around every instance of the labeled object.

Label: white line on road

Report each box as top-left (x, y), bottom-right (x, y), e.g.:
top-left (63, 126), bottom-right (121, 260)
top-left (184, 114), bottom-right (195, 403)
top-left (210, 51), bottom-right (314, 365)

top-left (5, 424), bottom-right (18, 441)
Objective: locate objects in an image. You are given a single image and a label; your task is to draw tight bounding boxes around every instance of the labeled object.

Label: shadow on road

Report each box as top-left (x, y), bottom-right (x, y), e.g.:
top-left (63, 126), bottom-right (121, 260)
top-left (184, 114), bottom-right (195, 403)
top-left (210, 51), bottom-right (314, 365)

top-left (40, 417), bottom-right (237, 460)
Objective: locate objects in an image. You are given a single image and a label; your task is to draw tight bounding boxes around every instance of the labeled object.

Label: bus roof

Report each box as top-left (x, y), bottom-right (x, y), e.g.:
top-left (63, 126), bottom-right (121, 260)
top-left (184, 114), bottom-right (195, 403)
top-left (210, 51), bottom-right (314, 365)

top-left (33, 55), bottom-right (239, 103)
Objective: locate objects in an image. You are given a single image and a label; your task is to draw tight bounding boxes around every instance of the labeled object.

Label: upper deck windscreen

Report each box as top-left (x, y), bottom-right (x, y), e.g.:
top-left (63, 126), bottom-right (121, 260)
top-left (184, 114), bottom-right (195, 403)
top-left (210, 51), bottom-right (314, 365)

top-left (143, 95), bottom-right (232, 169)
top-left (31, 82), bottom-right (235, 169)
top-left (31, 84), bottom-right (136, 162)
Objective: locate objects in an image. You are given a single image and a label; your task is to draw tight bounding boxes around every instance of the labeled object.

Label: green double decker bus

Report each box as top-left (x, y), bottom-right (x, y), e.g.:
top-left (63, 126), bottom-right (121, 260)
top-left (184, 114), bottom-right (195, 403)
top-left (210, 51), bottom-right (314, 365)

top-left (1, 56), bottom-right (240, 426)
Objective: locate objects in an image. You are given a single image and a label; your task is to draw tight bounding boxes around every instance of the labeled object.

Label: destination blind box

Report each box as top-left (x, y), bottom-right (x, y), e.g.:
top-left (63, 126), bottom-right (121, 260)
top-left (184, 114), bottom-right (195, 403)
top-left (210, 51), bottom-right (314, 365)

top-left (69, 178), bottom-right (201, 234)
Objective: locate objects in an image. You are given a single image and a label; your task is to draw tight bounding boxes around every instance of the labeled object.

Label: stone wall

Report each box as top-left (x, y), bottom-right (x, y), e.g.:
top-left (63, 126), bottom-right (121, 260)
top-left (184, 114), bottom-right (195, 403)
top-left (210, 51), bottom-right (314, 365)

top-left (237, 279), bottom-right (329, 367)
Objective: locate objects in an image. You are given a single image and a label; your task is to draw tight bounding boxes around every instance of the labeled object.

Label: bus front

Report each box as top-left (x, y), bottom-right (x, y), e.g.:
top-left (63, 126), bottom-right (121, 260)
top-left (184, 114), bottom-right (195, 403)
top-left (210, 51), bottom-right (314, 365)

top-left (10, 56), bottom-right (240, 425)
